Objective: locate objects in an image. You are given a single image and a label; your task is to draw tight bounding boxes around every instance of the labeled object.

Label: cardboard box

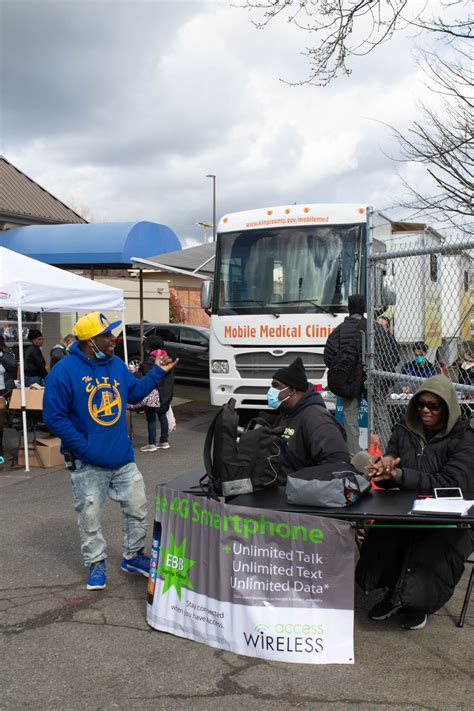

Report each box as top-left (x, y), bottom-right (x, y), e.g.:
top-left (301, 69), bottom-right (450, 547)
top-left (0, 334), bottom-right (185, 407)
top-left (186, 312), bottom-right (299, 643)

top-left (9, 387), bottom-right (44, 411)
top-left (18, 436), bottom-right (64, 469)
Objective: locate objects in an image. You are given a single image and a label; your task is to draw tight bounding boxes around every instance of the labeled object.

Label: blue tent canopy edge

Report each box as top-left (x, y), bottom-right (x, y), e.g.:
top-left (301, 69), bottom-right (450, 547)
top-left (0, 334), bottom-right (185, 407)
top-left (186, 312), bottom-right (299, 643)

top-left (0, 221), bottom-right (181, 266)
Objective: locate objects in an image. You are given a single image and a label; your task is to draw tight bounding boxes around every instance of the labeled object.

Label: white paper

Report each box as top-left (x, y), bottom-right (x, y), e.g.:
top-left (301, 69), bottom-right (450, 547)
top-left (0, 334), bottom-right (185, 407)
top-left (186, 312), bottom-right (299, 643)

top-left (411, 498), bottom-right (474, 516)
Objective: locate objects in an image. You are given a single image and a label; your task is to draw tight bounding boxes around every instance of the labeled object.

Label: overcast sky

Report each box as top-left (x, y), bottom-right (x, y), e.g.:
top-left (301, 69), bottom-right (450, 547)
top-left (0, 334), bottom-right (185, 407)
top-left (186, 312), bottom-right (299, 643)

top-left (0, 0), bottom-right (461, 247)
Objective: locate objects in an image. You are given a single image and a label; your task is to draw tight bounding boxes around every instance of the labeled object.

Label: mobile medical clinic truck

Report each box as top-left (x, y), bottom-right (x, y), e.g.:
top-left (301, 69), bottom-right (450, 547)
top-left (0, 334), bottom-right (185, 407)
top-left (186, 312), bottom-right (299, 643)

top-left (201, 203), bottom-right (394, 409)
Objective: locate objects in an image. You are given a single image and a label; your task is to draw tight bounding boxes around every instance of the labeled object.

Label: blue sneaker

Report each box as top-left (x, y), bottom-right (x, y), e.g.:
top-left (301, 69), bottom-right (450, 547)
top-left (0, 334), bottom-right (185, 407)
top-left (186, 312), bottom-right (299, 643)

top-left (121, 552), bottom-right (150, 578)
top-left (87, 560), bottom-right (106, 590)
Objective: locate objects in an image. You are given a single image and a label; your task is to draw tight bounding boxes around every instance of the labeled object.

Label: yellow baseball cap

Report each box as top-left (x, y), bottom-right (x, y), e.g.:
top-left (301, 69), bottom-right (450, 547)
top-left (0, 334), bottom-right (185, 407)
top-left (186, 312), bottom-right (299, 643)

top-left (73, 312), bottom-right (122, 341)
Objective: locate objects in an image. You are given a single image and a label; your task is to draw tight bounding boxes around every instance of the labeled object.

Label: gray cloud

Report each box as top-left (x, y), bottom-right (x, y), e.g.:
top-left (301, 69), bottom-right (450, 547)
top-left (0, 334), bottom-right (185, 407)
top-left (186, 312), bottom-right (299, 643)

top-left (0, 0), bottom-right (453, 244)
top-left (1, 1), bottom-right (199, 139)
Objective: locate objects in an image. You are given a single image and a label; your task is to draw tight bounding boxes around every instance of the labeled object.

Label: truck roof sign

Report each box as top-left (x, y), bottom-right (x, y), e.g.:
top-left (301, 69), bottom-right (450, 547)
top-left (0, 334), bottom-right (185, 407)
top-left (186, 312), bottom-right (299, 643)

top-left (218, 203), bottom-right (369, 232)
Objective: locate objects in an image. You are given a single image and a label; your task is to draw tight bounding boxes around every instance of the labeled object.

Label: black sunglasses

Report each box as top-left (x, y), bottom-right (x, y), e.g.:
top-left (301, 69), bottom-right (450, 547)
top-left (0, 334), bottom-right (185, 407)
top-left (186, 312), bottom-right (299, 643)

top-left (416, 399), bottom-right (443, 412)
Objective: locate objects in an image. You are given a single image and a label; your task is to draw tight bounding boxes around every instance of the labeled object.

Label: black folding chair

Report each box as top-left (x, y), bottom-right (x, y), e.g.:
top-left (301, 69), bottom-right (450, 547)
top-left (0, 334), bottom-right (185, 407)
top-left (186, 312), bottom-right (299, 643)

top-left (458, 555), bottom-right (474, 628)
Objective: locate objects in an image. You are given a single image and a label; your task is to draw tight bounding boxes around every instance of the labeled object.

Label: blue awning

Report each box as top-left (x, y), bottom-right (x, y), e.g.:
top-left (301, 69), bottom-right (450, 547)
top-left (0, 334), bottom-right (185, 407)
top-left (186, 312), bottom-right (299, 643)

top-left (0, 221), bottom-right (181, 266)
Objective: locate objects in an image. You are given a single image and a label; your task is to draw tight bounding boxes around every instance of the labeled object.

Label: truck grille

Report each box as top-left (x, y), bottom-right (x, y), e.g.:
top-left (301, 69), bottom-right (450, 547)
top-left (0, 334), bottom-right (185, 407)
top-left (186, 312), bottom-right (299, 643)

top-left (235, 351), bottom-right (326, 380)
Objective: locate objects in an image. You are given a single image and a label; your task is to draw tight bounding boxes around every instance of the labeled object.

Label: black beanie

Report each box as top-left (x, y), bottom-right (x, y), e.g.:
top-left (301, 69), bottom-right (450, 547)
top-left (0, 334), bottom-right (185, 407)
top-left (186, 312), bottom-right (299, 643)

top-left (348, 294), bottom-right (365, 316)
top-left (273, 357), bottom-right (308, 392)
top-left (28, 329), bottom-right (43, 342)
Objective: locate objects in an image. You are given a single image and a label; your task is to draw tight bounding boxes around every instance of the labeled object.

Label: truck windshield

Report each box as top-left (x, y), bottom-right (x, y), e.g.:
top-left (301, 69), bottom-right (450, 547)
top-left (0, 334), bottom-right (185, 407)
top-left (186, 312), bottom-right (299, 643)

top-left (214, 224), bottom-right (364, 314)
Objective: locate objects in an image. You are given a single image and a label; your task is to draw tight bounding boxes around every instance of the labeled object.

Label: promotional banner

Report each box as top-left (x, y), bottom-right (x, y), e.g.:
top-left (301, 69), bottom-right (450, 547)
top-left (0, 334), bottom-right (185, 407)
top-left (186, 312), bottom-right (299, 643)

top-left (147, 487), bottom-right (355, 664)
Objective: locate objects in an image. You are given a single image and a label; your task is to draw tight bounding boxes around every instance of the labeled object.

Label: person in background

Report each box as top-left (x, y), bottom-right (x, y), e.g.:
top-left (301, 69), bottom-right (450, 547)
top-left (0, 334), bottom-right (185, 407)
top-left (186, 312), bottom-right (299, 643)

top-left (0, 335), bottom-right (16, 393)
top-left (434, 347), bottom-right (447, 375)
top-left (0, 334), bottom-right (17, 460)
top-left (24, 329), bottom-right (48, 386)
top-left (376, 315), bottom-right (390, 332)
top-left (372, 316), bottom-right (401, 433)
top-left (264, 356), bottom-right (350, 483)
top-left (139, 335), bottom-right (174, 452)
top-left (374, 316), bottom-right (400, 374)
top-left (50, 334), bottom-right (77, 369)
top-left (43, 312), bottom-right (178, 592)
top-left (324, 294), bottom-right (366, 455)
top-left (401, 342), bottom-right (439, 379)
top-left (355, 375), bottom-right (473, 630)
top-left (457, 348), bottom-right (474, 386)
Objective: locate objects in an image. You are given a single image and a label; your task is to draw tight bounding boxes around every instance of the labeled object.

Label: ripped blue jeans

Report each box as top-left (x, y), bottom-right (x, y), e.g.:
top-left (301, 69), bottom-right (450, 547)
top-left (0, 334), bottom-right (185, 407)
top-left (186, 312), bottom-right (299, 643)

top-left (70, 460), bottom-right (147, 566)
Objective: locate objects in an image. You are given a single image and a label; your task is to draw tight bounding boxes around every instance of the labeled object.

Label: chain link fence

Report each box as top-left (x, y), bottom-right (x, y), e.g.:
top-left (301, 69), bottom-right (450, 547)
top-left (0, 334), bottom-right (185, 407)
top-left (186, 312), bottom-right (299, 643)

top-left (367, 235), bottom-right (474, 448)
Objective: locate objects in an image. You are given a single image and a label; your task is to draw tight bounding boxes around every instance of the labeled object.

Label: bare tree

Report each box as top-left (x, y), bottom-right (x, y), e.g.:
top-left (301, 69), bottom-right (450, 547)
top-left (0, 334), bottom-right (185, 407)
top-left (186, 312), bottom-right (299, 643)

top-left (237, 0), bottom-right (473, 230)
top-left (236, 0), bottom-right (472, 86)
top-left (392, 44), bottom-right (473, 233)
top-left (67, 199), bottom-right (105, 224)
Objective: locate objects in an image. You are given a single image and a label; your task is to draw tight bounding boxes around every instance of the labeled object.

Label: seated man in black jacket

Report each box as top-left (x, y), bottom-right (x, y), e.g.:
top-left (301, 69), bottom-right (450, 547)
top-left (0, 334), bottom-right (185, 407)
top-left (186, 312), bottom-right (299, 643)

top-left (265, 357), bottom-right (350, 483)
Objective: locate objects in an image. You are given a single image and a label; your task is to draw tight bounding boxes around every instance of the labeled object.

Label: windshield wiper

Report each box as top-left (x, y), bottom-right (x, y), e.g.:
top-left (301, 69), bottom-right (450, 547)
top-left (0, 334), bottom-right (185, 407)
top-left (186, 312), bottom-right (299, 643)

top-left (273, 299), bottom-right (336, 315)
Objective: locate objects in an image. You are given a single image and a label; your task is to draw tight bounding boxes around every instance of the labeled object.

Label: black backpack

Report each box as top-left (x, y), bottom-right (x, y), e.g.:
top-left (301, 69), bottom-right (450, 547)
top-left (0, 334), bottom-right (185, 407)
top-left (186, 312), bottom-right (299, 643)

top-left (201, 398), bottom-right (286, 498)
top-left (326, 323), bottom-right (365, 399)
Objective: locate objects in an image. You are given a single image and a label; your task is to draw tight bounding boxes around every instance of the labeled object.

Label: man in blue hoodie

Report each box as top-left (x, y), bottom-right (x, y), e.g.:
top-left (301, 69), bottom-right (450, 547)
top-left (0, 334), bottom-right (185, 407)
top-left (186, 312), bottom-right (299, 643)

top-left (43, 312), bottom-right (178, 591)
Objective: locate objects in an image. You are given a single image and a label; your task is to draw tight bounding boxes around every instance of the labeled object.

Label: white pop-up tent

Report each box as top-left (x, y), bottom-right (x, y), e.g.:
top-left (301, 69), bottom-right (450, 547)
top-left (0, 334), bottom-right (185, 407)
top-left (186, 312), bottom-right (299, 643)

top-left (0, 246), bottom-right (126, 471)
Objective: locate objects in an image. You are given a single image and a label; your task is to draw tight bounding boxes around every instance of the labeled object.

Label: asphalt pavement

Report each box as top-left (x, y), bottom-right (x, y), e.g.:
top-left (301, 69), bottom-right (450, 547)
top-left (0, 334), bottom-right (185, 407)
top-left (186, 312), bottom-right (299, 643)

top-left (1, 382), bottom-right (472, 710)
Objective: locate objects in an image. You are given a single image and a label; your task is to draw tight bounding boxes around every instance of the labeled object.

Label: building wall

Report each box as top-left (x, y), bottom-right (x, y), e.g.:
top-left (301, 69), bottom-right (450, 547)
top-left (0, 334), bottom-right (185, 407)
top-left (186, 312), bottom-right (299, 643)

top-left (174, 286), bottom-right (210, 327)
top-left (142, 270), bottom-right (211, 327)
top-left (97, 276), bottom-right (170, 325)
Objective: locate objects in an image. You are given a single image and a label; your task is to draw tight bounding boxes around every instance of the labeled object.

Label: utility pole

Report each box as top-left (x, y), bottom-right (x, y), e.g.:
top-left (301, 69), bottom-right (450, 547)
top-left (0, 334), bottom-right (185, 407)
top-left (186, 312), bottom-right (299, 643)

top-left (196, 221), bottom-right (213, 243)
top-left (206, 174), bottom-right (216, 242)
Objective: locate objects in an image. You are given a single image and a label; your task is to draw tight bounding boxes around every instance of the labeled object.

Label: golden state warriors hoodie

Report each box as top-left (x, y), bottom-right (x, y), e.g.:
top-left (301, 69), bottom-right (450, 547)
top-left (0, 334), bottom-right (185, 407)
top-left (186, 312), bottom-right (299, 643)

top-left (43, 341), bottom-right (167, 468)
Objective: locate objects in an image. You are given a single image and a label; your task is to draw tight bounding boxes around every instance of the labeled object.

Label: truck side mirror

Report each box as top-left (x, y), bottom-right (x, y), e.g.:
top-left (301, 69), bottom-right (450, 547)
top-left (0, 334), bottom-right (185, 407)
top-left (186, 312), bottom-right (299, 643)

top-left (201, 280), bottom-right (213, 313)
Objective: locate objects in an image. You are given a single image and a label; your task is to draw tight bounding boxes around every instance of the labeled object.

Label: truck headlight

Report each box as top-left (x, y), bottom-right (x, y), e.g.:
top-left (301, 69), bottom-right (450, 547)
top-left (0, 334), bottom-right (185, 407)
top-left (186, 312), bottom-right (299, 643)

top-left (211, 360), bottom-right (229, 374)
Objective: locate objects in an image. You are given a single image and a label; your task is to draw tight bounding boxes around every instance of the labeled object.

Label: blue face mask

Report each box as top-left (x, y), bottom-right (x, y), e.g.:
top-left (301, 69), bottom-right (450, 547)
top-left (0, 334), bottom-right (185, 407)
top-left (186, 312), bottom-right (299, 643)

top-left (415, 355), bottom-right (425, 365)
top-left (267, 385), bottom-right (290, 409)
top-left (91, 338), bottom-right (107, 360)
